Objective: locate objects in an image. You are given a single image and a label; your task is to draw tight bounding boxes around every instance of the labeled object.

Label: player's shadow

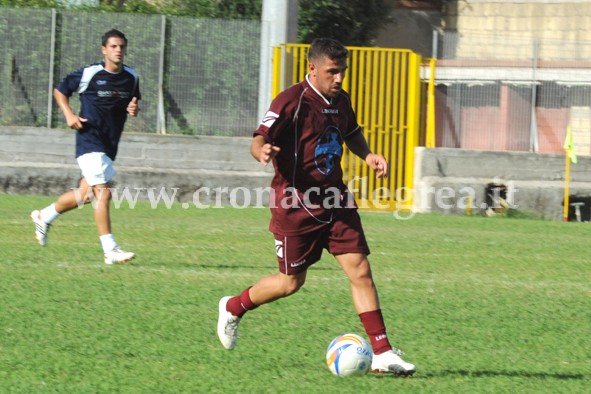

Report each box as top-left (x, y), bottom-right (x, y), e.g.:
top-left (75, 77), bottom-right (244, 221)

top-left (371, 369), bottom-right (586, 380)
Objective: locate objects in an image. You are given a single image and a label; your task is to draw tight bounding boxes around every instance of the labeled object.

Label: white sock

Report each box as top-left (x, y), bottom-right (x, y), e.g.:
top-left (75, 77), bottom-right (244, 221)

top-left (40, 203), bottom-right (60, 224)
top-left (100, 234), bottom-right (119, 254)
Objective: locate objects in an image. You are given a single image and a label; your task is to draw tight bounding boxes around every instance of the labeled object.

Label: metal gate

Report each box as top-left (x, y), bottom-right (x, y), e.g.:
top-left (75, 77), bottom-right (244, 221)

top-left (272, 44), bottom-right (423, 211)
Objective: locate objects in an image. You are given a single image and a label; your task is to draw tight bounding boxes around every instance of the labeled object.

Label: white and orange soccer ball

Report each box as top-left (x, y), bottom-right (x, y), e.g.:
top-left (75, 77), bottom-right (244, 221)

top-left (326, 333), bottom-right (373, 377)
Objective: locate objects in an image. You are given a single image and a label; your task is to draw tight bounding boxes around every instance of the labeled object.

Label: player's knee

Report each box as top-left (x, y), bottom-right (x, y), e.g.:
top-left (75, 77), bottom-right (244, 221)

top-left (355, 275), bottom-right (375, 289)
top-left (349, 263), bottom-right (374, 286)
top-left (93, 186), bottom-right (112, 202)
top-left (283, 275), bottom-right (306, 296)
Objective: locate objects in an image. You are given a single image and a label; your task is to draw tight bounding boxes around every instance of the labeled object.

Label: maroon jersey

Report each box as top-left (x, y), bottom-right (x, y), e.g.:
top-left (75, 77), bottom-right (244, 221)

top-left (255, 75), bottom-right (361, 235)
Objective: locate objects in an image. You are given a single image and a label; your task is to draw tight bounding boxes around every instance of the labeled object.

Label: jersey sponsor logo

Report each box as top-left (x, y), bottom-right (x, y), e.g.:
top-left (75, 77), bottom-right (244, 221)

top-left (97, 90), bottom-right (131, 98)
top-left (314, 126), bottom-right (343, 175)
top-left (262, 111), bottom-right (279, 128)
top-left (290, 259), bottom-right (307, 268)
top-left (96, 80), bottom-right (107, 85)
top-left (322, 108), bottom-right (339, 114)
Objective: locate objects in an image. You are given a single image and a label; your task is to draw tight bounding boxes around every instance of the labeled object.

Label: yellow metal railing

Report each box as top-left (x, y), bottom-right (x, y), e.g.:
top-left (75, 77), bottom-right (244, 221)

top-left (272, 44), bottom-right (426, 211)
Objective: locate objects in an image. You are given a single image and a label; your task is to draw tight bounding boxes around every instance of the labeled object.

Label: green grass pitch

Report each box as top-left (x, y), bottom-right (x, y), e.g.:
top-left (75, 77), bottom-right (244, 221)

top-left (1, 194), bottom-right (589, 393)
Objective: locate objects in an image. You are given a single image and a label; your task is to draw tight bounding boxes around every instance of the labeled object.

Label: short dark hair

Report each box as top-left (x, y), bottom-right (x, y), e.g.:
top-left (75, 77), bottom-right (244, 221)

top-left (102, 29), bottom-right (127, 47)
top-left (308, 38), bottom-right (348, 62)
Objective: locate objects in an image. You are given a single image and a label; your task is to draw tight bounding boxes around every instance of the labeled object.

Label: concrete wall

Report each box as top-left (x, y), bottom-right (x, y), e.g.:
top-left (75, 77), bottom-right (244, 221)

top-left (375, 1), bottom-right (591, 61)
top-left (445, 0), bottom-right (591, 60)
top-left (0, 127), bottom-right (273, 206)
top-left (374, 7), bottom-right (441, 57)
top-left (414, 147), bottom-right (591, 220)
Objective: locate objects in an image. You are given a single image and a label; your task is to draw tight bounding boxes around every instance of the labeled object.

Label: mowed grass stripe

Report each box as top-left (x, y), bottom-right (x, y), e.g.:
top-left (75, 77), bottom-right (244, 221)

top-left (0, 194), bottom-right (589, 393)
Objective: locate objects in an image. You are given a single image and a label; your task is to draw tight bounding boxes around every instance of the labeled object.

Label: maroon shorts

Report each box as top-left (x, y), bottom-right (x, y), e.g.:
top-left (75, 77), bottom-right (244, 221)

top-left (273, 209), bottom-right (370, 275)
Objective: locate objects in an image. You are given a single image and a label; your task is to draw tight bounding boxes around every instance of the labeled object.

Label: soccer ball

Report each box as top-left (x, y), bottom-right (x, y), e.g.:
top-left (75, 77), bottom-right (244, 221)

top-left (326, 333), bottom-right (373, 377)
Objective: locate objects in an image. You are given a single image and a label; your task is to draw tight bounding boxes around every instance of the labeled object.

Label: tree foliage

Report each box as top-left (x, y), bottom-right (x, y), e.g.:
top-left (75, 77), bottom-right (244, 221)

top-left (1, 0), bottom-right (392, 46)
top-left (298, 0), bottom-right (392, 46)
top-left (0, 0), bottom-right (263, 18)
top-left (97, 0), bottom-right (263, 19)
top-left (0, 0), bottom-right (59, 6)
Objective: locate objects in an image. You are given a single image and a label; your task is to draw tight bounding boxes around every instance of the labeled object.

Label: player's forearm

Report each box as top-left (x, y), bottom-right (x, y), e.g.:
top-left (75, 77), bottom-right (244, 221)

top-left (345, 132), bottom-right (371, 160)
top-left (251, 134), bottom-right (280, 165)
top-left (53, 89), bottom-right (75, 118)
top-left (250, 135), bottom-right (266, 161)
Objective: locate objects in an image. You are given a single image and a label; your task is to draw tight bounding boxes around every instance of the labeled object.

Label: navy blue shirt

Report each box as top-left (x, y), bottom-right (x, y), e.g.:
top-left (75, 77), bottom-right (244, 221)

top-left (56, 62), bottom-right (141, 160)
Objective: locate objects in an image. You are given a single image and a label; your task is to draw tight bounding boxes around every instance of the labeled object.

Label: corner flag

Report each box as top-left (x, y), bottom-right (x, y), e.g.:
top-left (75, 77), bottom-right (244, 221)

top-left (563, 125), bottom-right (577, 164)
top-left (563, 125), bottom-right (577, 221)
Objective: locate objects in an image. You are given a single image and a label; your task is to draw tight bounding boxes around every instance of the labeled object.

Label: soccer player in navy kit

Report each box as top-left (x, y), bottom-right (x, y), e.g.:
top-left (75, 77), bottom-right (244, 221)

top-left (31, 29), bottom-right (140, 265)
top-left (217, 38), bottom-right (416, 376)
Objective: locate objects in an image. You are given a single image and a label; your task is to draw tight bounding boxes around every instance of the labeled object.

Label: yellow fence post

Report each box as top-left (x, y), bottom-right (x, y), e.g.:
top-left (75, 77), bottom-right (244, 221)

top-left (272, 46), bottom-right (282, 99)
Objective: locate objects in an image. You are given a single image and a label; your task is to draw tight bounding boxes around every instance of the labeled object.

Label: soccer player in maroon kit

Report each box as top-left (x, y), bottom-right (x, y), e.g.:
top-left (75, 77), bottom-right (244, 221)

top-left (217, 38), bottom-right (415, 376)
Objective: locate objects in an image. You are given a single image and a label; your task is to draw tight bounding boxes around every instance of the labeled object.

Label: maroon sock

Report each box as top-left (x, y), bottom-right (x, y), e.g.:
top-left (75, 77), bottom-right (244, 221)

top-left (226, 287), bottom-right (258, 318)
top-left (359, 309), bottom-right (392, 355)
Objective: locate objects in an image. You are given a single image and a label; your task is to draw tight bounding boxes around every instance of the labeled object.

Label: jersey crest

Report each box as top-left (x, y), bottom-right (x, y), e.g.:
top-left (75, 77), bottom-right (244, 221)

top-left (314, 126), bottom-right (343, 175)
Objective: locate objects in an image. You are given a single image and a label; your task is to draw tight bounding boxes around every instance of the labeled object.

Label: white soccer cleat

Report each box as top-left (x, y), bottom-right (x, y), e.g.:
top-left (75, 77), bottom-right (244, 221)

top-left (371, 348), bottom-right (416, 376)
top-left (217, 296), bottom-right (241, 350)
top-left (104, 248), bottom-right (135, 265)
top-left (31, 210), bottom-right (50, 246)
